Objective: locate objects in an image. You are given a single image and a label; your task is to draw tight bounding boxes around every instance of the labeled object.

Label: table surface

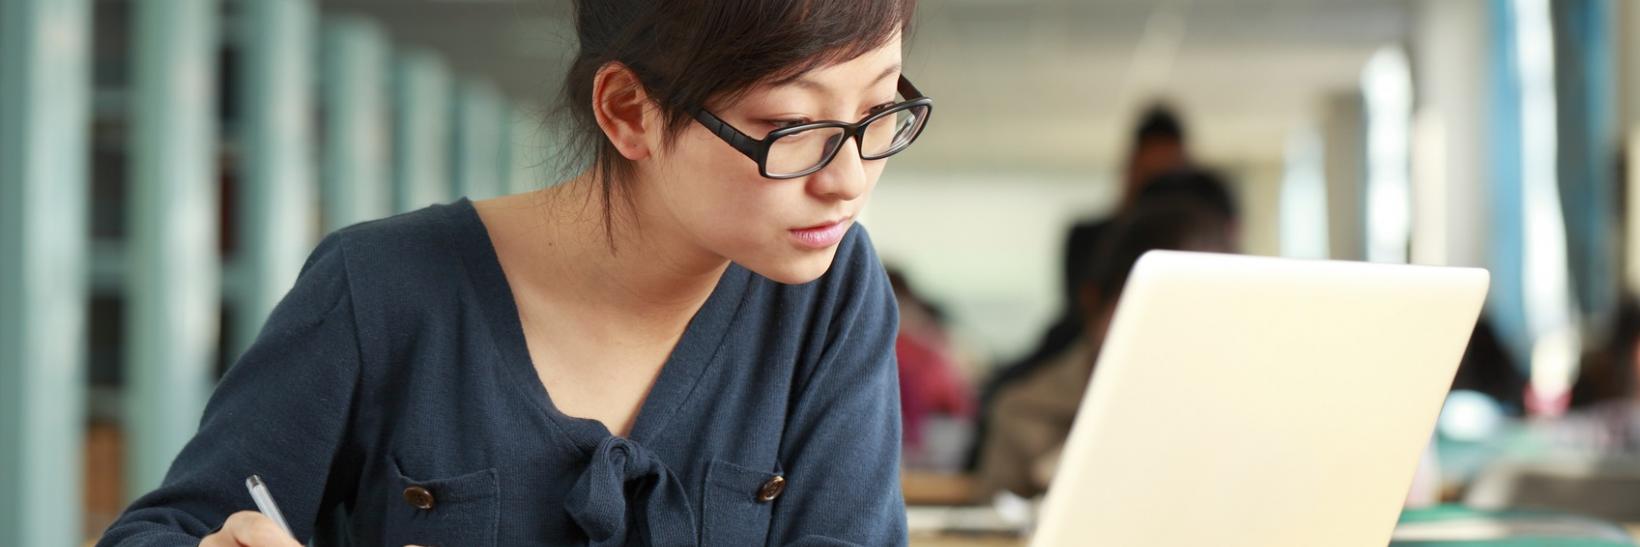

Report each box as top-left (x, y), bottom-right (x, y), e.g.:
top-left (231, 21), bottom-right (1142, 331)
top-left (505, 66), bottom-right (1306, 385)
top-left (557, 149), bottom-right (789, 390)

top-left (903, 471), bottom-right (1640, 546)
top-left (910, 525), bottom-right (1640, 547)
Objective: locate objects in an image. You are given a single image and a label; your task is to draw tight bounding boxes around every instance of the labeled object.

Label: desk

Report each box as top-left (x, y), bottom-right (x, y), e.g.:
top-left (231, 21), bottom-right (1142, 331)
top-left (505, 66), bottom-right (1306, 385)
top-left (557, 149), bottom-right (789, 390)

top-left (905, 503), bottom-right (1640, 546)
top-left (81, 521), bottom-right (1640, 546)
top-left (912, 536), bottom-right (1022, 547)
top-left (911, 526), bottom-right (1640, 546)
top-left (903, 470), bottom-right (980, 506)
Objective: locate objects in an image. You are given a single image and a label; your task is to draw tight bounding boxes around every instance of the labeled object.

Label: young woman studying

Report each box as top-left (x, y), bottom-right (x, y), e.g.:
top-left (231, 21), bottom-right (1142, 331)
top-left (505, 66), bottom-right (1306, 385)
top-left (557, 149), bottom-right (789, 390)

top-left (99, 1), bottom-right (930, 545)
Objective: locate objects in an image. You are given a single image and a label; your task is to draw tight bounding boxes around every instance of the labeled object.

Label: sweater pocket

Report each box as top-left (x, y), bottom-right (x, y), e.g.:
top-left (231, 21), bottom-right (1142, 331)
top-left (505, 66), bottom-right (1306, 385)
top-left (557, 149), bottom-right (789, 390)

top-left (382, 456), bottom-right (499, 547)
top-left (702, 459), bottom-right (780, 546)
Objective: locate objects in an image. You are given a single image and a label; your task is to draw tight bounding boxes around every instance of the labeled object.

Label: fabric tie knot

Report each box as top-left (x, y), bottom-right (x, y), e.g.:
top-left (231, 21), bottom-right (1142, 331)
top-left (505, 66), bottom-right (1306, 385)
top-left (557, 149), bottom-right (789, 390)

top-left (565, 436), bottom-right (698, 546)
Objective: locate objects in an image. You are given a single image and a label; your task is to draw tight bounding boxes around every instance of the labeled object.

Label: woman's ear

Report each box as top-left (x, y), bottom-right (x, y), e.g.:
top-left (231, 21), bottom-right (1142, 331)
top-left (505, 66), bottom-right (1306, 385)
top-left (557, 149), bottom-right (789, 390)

top-left (591, 63), bottom-right (654, 161)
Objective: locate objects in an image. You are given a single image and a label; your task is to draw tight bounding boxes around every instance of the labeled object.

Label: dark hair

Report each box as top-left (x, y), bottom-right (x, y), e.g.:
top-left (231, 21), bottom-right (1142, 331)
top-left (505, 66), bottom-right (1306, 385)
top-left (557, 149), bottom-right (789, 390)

top-left (1451, 317), bottom-right (1527, 415)
top-left (556, 1), bottom-right (918, 231)
top-left (1134, 103), bottom-right (1186, 145)
top-left (1059, 168), bottom-right (1237, 313)
top-left (1133, 168), bottom-right (1239, 221)
top-left (968, 191), bottom-right (1233, 471)
top-left (1082, 195), bottom-right (1235, 301)
top-left (1571, 297), bottom-right (1640, 407)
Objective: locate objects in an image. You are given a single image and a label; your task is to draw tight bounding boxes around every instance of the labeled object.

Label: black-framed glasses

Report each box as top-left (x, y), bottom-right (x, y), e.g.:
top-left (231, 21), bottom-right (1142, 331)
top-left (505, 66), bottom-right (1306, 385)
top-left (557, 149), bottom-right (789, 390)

top-left (693, 76), bottom-right (933, 179)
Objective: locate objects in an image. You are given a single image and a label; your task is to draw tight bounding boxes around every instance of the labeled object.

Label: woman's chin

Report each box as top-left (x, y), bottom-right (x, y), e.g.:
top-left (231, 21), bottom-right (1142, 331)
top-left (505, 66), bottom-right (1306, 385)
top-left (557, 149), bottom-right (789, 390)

top-left (743, 248), bottom-right (840, 286)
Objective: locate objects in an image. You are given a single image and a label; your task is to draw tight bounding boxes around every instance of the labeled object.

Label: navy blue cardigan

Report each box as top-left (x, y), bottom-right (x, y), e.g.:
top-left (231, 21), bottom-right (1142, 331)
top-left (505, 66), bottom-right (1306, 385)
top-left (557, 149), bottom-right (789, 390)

top-left (98, 198), bottom-right (907, 546)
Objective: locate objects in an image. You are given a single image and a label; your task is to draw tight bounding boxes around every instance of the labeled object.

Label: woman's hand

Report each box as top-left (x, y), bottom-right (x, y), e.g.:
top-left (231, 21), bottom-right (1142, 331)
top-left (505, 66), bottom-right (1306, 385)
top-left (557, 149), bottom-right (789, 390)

top-left (199, 511), bottom-right (301, 547)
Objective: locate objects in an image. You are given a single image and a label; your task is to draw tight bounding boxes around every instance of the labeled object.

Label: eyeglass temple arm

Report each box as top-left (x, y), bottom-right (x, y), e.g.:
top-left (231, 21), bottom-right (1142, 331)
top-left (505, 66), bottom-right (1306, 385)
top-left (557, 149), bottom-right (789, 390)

top-left (897, 75), bottom-right (925, 100)
top-left (693, 110), bottom-right (763, 160)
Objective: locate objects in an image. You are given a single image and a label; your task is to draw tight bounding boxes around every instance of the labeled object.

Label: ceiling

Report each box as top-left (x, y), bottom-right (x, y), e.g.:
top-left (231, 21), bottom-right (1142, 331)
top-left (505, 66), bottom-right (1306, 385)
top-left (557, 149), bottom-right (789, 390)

top-left (319, 0), bottom-right (1412, 175)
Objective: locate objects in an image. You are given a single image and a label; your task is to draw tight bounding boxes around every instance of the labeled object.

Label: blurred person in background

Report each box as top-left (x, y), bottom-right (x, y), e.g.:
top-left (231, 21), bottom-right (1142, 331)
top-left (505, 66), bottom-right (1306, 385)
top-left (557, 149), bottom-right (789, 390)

top-left (887, 267), bottom-right (977, 471)
top-left (1068, 104), bottom-right (1199, 313)
top-left (967, 167), bottom-right (1240, 472)
top-left (1450, 318), bottom-right (1530, 417)
top-left (1043, 105), bottom-right (1196, 373)
top-left (1123, 104), bottom-right (1194, 198)
top-left (1406, 316), bottom-right (1529, 506)
top-left (1532, 152), bottom-right (1640, 456)
top-left (1544, 298), bottom-right (1640, 455)
top-left (974, 175), bottom-right (1238, 499)
top-left (965, 104), bottom-right (1206, 472)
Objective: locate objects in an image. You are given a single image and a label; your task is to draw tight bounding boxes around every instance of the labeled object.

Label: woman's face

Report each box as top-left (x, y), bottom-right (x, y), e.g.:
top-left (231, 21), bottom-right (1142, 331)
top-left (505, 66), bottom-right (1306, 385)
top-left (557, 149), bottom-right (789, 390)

top-left (638, 34), bottom-right (904, 285)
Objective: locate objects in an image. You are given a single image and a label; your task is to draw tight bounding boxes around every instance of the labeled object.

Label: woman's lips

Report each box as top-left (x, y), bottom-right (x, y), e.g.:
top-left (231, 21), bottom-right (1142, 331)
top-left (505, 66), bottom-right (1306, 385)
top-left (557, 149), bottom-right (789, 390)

top-left (789, 218), bottom-right (852, 250)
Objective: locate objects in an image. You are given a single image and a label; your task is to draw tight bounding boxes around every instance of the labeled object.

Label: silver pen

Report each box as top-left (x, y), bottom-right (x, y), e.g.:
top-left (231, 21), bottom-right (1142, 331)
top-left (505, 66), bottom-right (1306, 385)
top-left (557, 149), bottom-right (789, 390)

top-left (245, 475), bottom-right (295, 538)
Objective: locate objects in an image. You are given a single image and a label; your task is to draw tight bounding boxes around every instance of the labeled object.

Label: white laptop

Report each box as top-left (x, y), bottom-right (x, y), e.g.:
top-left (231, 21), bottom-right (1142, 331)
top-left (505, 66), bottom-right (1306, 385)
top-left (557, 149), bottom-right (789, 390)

top-left (1032, 251), bottom-right (1489, 547)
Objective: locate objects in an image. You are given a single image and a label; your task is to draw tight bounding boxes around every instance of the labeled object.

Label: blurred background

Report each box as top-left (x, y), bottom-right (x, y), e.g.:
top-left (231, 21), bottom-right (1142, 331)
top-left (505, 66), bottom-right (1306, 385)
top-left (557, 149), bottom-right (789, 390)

top-left (3, 0), bottom-right (1639, 545)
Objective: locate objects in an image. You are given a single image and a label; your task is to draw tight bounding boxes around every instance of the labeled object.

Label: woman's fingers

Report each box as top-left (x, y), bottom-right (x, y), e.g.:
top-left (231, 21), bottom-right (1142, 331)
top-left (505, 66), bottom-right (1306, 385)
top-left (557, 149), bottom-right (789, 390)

top-left (198, 511), bottom-right (301, 547)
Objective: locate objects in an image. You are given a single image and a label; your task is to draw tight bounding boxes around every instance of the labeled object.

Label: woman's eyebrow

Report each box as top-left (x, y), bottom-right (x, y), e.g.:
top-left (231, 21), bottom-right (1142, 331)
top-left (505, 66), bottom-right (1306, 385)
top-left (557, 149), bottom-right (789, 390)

top-left (785, 63), bottom-right (903, 95)
top-left (868, 64), bottom-right (903, 87)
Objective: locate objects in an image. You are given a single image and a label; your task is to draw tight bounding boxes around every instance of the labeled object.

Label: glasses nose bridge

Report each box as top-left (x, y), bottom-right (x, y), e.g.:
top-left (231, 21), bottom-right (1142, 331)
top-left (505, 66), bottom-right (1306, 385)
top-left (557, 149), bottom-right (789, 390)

top-left (845, 119), bottom-right (878, 157)
top-left (840, 122), bottom-right (864, 153)
top-left (821, 123), bottom-right (866, 164)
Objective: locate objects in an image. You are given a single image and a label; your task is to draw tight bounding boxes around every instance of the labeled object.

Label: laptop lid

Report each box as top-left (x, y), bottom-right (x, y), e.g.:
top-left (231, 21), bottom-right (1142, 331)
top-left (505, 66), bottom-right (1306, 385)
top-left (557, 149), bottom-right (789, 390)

top-left (1032, 251), bottom-right (1489, 547)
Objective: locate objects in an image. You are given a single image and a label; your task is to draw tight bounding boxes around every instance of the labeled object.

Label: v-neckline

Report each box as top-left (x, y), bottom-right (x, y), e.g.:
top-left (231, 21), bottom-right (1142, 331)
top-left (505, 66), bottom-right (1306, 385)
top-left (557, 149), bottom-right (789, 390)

top-left (446, 197), bottom-right (754, 454)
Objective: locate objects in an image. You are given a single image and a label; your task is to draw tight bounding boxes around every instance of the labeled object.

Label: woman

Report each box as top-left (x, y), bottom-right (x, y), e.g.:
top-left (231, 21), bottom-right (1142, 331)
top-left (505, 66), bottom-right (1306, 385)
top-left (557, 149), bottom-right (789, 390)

top-left (99, 1), bottom-right (928, 545)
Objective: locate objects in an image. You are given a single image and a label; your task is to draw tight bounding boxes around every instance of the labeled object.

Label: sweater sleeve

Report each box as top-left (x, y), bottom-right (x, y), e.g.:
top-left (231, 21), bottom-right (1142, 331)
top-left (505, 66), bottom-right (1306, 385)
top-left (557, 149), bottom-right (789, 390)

top-left (766, 226), bottom-right (909, 546)
top-left (97, 232), bottom-right (363, 546)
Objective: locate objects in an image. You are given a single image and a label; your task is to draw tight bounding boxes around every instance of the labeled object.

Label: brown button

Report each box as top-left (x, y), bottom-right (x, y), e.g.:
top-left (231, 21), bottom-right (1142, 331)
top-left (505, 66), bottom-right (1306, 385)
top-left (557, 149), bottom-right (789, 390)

top-left (756, 476), bottom-right (786, 503)
top-left (403, 485), bottom-right (435, 510)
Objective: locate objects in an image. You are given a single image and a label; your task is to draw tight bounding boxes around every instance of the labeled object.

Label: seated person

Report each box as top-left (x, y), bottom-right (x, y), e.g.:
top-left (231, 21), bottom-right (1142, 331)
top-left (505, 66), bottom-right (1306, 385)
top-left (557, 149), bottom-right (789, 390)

top-left (966, 168), bottom-right (1238, 475)
top-left (887, 267), bottom-right (977, 469)
top-left (1449, 318), bottom-right (1529, 417)
top-left (1547, 298), bottom-right (1640, 454)
top-left (974, 190), bottom-right (1236, 499)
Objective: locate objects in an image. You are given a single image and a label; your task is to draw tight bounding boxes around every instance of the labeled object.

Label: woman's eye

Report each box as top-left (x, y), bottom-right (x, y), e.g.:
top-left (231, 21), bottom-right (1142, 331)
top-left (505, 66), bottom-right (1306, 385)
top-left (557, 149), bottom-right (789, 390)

top-left (768, 118), bottom-right (810, 129)
top-left (867, 102), bottom-right (898, 115)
